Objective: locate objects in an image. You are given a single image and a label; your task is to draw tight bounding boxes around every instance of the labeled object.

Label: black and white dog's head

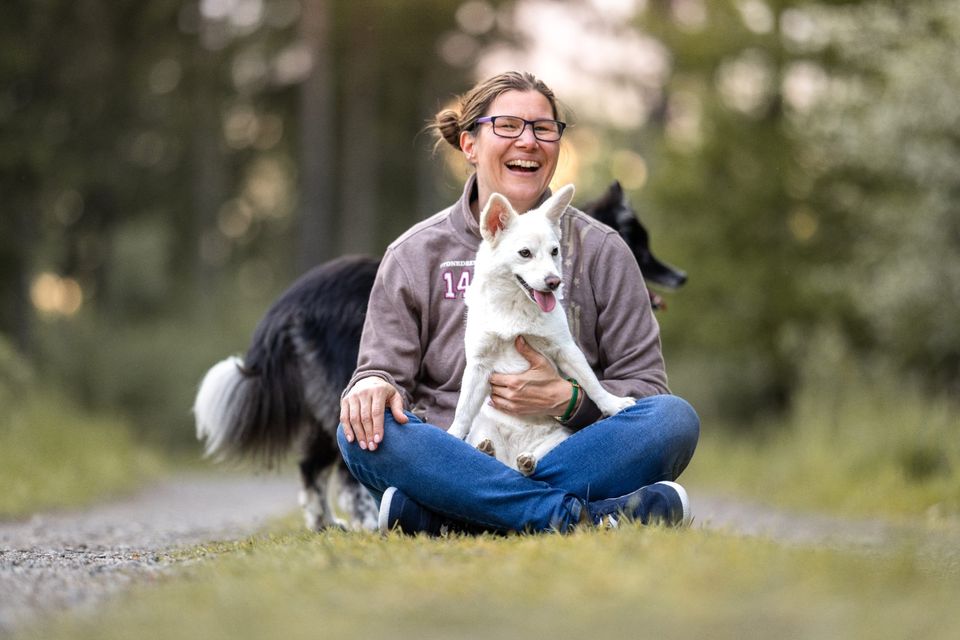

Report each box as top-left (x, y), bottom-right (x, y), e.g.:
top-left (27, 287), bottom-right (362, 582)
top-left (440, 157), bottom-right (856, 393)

top-left (582, 180), bottom-right (687, 309)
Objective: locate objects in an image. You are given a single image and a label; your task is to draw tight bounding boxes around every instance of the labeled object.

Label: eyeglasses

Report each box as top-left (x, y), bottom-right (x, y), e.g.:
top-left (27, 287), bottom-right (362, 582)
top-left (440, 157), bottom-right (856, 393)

top-left (473, 116), bottom-right (567, 142)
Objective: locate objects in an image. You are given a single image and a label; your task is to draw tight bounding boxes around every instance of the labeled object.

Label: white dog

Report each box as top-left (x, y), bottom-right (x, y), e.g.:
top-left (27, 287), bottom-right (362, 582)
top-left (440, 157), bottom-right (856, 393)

top-left (447, 184), bottom-right (635, 475)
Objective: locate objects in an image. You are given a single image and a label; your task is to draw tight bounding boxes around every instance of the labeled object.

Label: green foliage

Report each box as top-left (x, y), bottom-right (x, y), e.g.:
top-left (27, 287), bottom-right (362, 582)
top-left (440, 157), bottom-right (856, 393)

top-left (30, 284), bottom-right (271, 449)
top-left (2, 0), bottom-right (959, 438)
top-left (626, 0), bottom-right (960, 422)
top-left (0, 0), bottom-right (473, 436)
top-left (798, 0), bottom-right (960, 384)
top-left (0, 333), bottom-right (33, 409)
top-left (636, 0), bottom-right (832, 417)
top-left (684, 329), bottom-right (960, 522)
top-left (34, 524), bottom-right (960, 640)
top-left (0, 390), bottom-right (162, 517)
top-left (105, 218), bottom-right (175, 318)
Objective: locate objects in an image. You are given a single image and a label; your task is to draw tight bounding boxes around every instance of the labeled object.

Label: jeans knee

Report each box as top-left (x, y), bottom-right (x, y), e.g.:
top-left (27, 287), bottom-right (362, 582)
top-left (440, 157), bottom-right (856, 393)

top-left (337, 412), bottom-right (419, 461)
top-left (657, 394), bottom-right (700, 448)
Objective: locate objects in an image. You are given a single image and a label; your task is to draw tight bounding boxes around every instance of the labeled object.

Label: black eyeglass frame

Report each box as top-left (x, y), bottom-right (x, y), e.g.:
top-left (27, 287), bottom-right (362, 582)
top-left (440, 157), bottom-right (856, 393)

top-left (473, 115), bottom-right (568, 142)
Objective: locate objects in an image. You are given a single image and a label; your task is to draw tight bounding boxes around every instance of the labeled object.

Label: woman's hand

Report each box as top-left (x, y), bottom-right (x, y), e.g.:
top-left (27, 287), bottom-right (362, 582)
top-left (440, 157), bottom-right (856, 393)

top-left (339, 376), bottom-right (408, 451)
top-left (488, 336), bottom-right (573, 417)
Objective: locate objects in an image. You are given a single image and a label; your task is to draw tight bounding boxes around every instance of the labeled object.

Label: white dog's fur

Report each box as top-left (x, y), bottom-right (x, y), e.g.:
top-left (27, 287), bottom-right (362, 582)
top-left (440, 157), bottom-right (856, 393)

top-left (447, 184), bottom-right (635, 474)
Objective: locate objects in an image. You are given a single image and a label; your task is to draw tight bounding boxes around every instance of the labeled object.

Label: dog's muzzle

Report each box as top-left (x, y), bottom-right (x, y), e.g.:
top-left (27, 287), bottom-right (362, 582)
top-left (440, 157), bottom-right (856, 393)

top-left (516, 275), bottom-right (558, 313)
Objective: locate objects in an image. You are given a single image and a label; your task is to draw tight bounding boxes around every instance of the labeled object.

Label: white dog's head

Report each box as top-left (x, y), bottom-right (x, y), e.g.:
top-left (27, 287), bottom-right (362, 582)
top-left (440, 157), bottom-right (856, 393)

top-left (477, 184), bottom-right (575, 313)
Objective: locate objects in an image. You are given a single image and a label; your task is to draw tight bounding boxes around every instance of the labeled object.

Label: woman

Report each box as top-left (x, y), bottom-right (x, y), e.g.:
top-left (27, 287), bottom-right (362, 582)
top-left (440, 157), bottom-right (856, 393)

top-left (337, 71), bottom-right (699, 534)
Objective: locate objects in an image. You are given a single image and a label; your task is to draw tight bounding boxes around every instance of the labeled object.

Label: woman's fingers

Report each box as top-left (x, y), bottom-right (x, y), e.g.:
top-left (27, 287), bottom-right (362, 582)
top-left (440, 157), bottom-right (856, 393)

top-left (339, 396), bottom-right (356, 443)
top-left (488, 369), bottom-right (569, 416)
top-left (340, 378), bottom-right (402, 451)
top-left (349, 394), bottom-right (371, 449)
top-left (365, 397), bottom-right (385, 450)
top-left (389, 392), bottom-right (409, 425)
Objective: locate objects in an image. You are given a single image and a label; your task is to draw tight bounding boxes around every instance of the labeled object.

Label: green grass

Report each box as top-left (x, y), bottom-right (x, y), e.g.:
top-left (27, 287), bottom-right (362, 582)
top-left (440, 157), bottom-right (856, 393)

top-left (23, 520), bottom-right (960, 640)
top-left (5, 333), bottom-right (958, 638)
top-left (6, 363), bottom-right (960, 639)
top-left (0, 391), bottom-right (162, 518)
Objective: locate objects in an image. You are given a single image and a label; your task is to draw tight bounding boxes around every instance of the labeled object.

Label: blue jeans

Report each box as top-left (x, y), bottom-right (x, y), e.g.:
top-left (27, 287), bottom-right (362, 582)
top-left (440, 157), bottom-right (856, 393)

top-left (336, 394), bottom-right (699, 533)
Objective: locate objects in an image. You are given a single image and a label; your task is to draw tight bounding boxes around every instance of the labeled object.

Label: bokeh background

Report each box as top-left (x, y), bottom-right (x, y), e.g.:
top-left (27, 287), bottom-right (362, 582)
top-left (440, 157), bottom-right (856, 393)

top-left (2, 0), bottom-right (958, 455)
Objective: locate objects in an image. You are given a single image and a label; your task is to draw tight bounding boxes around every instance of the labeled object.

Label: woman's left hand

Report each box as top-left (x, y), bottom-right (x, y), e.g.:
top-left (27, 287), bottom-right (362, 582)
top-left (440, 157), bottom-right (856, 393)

top-left (488, 336), bottom-right (573, 417)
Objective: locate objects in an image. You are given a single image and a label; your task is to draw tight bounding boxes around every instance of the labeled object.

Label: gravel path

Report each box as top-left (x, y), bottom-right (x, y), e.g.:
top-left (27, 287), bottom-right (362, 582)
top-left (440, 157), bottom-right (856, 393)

top-left (695, 492), bottom-right (895, 547)
top-left (0, 474), bottom-right (293, 635)
top-left (1, 476), bottom-right (954, 636)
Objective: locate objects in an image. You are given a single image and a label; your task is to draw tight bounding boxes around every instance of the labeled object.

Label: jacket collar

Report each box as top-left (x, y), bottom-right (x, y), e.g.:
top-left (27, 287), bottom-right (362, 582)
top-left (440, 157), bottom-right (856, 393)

top-left (454, 173), bottom-right (553, 240)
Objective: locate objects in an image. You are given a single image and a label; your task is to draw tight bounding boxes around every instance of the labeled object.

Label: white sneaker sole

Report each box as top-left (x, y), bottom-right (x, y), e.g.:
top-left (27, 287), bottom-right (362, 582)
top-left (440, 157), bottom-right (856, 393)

top-left (654, 481), bottom-right (692, 527)
top-left (378, 486), bottom-right (398, 534)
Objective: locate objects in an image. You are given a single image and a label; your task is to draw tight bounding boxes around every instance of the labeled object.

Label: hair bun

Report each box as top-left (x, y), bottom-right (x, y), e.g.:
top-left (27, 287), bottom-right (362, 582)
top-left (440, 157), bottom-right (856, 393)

top-left (434, 108), bottom-right (463, 150)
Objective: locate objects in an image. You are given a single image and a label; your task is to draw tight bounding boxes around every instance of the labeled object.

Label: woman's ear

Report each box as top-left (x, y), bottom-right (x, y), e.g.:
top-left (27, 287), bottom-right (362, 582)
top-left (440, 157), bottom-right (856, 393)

top-left (460, 130), bottom-right (477, 164)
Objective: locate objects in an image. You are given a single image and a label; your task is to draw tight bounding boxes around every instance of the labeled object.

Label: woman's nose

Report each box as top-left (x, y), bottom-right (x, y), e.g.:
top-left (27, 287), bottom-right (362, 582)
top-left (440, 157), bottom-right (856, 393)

top-left (514, 124), bottom-right (538, 146)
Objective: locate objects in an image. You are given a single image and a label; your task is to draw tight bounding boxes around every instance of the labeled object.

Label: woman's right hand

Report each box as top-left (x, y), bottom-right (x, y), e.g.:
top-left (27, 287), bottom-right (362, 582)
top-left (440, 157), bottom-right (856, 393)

top-left (339, 376), bottom-right (408, 451)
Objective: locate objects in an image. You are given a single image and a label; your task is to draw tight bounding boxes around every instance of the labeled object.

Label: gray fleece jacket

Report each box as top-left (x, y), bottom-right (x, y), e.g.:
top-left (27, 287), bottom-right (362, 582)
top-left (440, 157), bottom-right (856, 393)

top-left (345, 175), bottom-right (669, 430)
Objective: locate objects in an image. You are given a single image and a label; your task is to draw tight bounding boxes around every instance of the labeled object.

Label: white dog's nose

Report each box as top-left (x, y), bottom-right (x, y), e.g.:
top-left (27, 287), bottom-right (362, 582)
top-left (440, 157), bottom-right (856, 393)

top-left (545, 276), bottom-right (561, 291)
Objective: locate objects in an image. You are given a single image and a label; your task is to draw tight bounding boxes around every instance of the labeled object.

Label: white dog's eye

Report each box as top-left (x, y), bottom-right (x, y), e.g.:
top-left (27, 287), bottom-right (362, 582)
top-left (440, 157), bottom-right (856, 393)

top-left (551, 247), bottom-right (559, 257)
top-left (518, 248), bottom-right (532, 258)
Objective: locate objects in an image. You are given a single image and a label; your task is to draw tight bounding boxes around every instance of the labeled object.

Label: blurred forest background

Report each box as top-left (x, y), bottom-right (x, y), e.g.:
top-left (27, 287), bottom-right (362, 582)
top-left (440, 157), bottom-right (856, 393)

top-left (1, 0), bottom-right (958, 453)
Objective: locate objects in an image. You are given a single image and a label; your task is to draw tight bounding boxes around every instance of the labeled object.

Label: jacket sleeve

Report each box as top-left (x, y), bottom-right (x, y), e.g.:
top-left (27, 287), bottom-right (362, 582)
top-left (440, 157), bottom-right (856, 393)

top-left (563, 231), bottom-right (670, 430)
top-left (342, 248), bottom-right (422, 405)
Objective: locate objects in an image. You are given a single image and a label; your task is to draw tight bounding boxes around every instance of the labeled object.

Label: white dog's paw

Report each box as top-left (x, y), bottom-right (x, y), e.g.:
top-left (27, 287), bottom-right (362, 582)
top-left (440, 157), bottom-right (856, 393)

top-left (516, 453), bottom-right (537, 476)
top-left (477, 438), bottom-right (497, 457)
top-left (298, 487), bottom-right (326, 532)
top-left (598, 395), bottom-right (636, 417)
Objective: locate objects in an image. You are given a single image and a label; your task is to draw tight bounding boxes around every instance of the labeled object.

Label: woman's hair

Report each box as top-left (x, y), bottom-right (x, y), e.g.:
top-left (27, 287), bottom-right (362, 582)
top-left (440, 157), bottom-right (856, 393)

top-left (428, 71), bottom-right (562, 151)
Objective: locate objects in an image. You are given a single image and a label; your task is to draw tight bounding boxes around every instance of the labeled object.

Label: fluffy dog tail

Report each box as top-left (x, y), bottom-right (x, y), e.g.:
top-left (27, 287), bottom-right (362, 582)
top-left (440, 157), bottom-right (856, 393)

top-left (193, 348), bottom-right (305, 465)
top-left (194, 356), bottom-right (252, 461)
top-left (193, 305), bottom-right (308, 465)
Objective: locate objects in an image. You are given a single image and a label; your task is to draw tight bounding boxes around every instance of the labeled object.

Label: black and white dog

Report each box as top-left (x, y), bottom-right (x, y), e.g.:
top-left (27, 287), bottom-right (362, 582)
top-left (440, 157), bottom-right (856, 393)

top-left (193, 181), bottom-right (686, 530)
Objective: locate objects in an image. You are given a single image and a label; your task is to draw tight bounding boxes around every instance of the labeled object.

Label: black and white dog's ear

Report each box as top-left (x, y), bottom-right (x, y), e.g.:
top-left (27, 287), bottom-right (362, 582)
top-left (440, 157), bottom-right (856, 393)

top-left (480, 192), bottom-right (517, 243)
top-left (596, 180), bottom-right (623, 211)
top-left (610, 180), bottom-right (625, 205)
top-left (543, 183), bottom-right (575, 225)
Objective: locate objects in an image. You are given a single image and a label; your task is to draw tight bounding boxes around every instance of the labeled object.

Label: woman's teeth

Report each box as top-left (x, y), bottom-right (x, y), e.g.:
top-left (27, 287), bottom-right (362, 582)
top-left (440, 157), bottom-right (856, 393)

top-left (506, 160), bottom-right (540, 172)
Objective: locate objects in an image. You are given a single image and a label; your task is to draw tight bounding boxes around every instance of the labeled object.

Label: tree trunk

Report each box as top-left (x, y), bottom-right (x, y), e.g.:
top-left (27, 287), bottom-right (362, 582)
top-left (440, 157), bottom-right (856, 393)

top-left (12, 198), bottom-right (34, 356)
top-left (298, 0), bottom-right (337, 270)
top-left (338, 7), bottom-right (380, 255)
top-left (191, 31), bottom-right (229, 304)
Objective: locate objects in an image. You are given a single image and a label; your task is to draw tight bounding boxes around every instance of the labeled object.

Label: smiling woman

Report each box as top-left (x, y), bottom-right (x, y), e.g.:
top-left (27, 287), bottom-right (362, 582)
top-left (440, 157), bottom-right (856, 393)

top-left (336, 70), bottom-right (699, 536)
top-left (460, 90), bottom-right (562, 216)
top-left (439, 79), bottom-right (564, 216)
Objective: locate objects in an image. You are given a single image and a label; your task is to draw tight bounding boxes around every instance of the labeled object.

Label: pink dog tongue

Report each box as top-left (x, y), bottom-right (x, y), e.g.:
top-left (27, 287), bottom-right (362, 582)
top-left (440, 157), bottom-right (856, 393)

top-left (533, 290), bottom-right (556, 313)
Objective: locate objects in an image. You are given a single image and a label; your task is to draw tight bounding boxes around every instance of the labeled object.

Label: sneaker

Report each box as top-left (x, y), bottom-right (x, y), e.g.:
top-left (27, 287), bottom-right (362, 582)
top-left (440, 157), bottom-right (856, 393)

top-left (378, 487), bottom-right (450, 536)
top-left (587, 481), bottom-right (691, 528)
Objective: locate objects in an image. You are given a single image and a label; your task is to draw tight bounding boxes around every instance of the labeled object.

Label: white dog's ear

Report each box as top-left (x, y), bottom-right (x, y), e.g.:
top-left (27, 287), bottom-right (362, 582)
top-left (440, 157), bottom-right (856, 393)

top-left (480, 193), bottom-right (516, 242)
top-left (543, 183), bottom-right (575, 225)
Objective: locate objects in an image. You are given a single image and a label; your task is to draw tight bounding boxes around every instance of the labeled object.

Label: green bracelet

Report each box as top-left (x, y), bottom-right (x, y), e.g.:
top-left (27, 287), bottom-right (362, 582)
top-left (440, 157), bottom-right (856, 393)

top-left (556, 377), bottom-right (580, 423)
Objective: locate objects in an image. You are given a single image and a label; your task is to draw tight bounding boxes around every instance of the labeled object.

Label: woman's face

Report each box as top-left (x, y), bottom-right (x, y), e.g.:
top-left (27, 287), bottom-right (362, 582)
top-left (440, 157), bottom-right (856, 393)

top-left (460, 90), bottom-right (561, 216)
